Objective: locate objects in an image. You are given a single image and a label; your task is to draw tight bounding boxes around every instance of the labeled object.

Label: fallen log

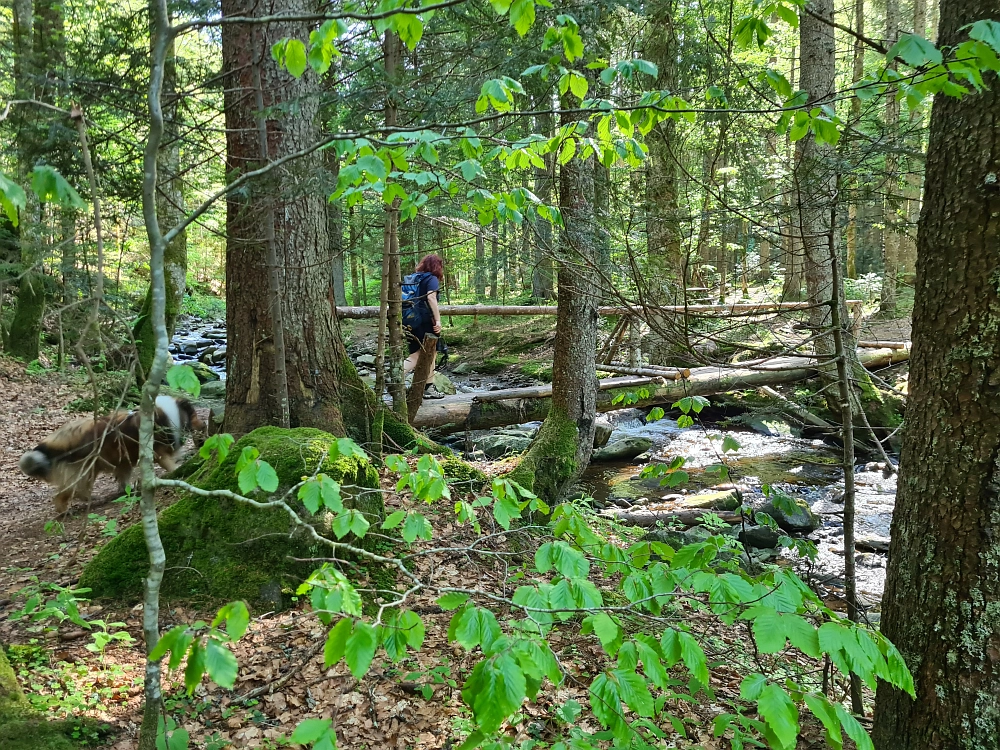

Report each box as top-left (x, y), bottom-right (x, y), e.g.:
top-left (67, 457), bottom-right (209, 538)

top-left (757, 385), bottom-right (834, 429)
top-left (600, 509), bottom-right (744, 527)
top-left (857, 340), bottom-right (909, 350)
top-left (412, 347), bottom-right (908, 432)
top-left (599, 363), bottom-right (690, 380)
top-left (338, 301), bottom-right (864, 319)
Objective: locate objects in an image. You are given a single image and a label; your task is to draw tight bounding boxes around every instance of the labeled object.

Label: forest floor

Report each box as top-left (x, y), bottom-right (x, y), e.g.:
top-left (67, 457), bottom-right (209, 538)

top-left (0, 305), bottom-right (905, 749)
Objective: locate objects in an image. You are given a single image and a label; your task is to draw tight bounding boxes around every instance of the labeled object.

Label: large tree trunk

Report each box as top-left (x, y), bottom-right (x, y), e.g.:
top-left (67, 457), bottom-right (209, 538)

top-left (221, 0), bottom-right (371, 442)
top-left (134, 15), bottom-right (187, 379)
top-left (795, 0), bottom-right (838, 354)
top-left (644, 0), bottom-right (682, 294)
top-left (510, 112), bottom-right (599, 502)
top-left (872, 3), bottom-right (1000, 747)
top-left (879, 0), bottom-right (902, 314)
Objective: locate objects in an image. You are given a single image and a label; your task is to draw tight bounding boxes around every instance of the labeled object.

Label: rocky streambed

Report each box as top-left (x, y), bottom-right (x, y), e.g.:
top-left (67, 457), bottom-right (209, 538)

top-left (169, 314), bottom-right (896, 614)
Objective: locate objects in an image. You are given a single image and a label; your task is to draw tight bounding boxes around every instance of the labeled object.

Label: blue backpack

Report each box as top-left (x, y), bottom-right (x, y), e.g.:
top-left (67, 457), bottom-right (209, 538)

top-left (402, 272), bottom-right (432, 330)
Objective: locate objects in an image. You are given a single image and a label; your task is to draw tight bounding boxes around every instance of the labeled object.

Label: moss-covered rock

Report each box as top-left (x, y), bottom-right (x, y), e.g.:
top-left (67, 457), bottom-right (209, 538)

top-left (440, 457), bottom-right (487, 490)
top-left (79, 427), bottom-right (382, 609)
top-left (0, 647), bottom-right (83, 749)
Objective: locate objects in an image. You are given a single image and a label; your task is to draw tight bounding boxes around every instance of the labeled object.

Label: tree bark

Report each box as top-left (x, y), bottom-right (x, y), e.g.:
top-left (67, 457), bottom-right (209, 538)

top-left (221, 0), bottom-right (372, 441)
top-left (880, 0), bottom-right (902, 314)
top-left (328, 153), bottom-right (347, 306)
top-left (530, 88), bottom-right (555, 301)
top-left (383, 30), bottom-right (406, 418)
top-left (872, 3), bottom-right (1000, 746)
top-left (509, 105), bottom-right (599, 502)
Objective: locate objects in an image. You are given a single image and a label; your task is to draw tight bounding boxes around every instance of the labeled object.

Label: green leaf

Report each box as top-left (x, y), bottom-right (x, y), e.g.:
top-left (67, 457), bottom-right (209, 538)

top-left (461, 653), bottom-right (526, 734)
top-left (166, 364), bottom-right (201, 398)
top-left (255, 461), bottom-right (279, 493)
top-left (332, 509), bottom-right (370, 539)
top-left (721, 435), bottom-right (741, 453)
top-left (323, 618), bottom-right (353, 667)
top-left (454, 607), bottom-right (501, 652)
top-left (437, 592), bottom-right (469, 610)
top-left (356, 155), bottom-right (388, 181)
top-left (888, 33), bottom-right (942, 67)
top-left (217, 601), bottom-right (250, 641)
top-left (586, 612), bottom-right (620, 655)
top-left (204, 639), bottom-right (238, 688)
top-left (646, 407), bottom-right (665, 423)
top-left (804, 693), bottom-right (843, 750)
top-left (783, 614), bottom-right (821, 658)
top-left (290, 718), bottom-right (333, 744)
top-left (678, 631), bottom-right (709, 686)
top-left (402, 511), bottom-right (433, 543)
top-left (29, 165), bottom-right (86, 210)
top-left (535, 541), bottom-right (589, 579)
top-left (149, 625), bottom-right (187, 662)
top-left (381, 510), bottom-right (406, 529)
top-left (0, 172), bottom-right (26, 226)
top-left (969, 19), bottom-right (1000, 53)
top-left (569, 71), bottom-right (588, 100)
top-left (285, 39), bottom-right (308, 77)
top-left (834, 703), bottom-right (874, 750)
top-left (612, 667), bottom-right (654, 717)
top-left (751, 607), bottom-right (787, 654)
top-left (509, 0), bottom-right (535, 36)
top-left (740, 673), bottom-right (767, 701)
top-left (345, 622), bottom-right (377, 679)
top-left (184, 641), bottom-right (206, 694)
top-left (757, 683), bottom-right (799, 750)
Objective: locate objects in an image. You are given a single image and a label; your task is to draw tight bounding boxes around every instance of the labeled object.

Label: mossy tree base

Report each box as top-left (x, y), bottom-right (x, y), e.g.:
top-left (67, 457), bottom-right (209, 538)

top-left (506, 412), bottom-right (579, 503)
top-left (7, 273), bottom-right (46, 362)
top-left (79, 427), bottom-right (382, 609)
top-left (0, 647), bottom-right (87, 749)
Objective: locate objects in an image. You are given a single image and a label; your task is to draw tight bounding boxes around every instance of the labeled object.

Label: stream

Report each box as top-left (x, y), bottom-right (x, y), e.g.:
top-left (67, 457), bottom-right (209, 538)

top-left (169, 314), bottom-right (896, 615)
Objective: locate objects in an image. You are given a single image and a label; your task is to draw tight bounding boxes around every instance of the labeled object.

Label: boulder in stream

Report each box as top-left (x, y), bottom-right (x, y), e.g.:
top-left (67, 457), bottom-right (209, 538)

top-left (432, 372), bottom-right (457, 395)
top-left (593, 418), bottom-right (612, 448)
top-left (758, 496), bottom-right (820, 533)
top-left (188, 361), bottom-right (221, 383)
top-left (200, 380), bottom-right (226, 399)
top-left (591, 436), bottom-right (653, 462)
top-left (478, 433), bottom-right (533, 458)
top-left (738, 525), bottom-right (782, 549)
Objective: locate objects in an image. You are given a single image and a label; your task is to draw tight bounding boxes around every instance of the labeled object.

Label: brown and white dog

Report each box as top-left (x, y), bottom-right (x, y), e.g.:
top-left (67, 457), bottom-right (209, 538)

top-left (19, 395), bottom-right (206, 515)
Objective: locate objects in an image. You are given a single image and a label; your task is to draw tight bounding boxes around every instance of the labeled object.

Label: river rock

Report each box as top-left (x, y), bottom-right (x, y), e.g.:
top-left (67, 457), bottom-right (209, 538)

top-left (679, 490), bottom-right (740, 511)
top-left (855, 534), bottom-right (890, 553)
top-left (199, 346), bottom-right (217, 364)
top-left (356, 354), bottom-right (377, 366)
top-left (189, 361), bottom-right (221, 383)
top-left (182, 342), bottom-right (200, 355)
top-left (758, 496), bottom-right (820, 534)
top-left (200, 380), bottom-right (226, 399)
top-left (478, 434), bottom-right (532, 459)
top-left (593, 418), bottom-right (613, 448)
top-left (451, 362), bottom-right (472, 375)
top-left (432, 372), bottom-right (457, 395)
top-left (738, 525), bottom-right (782, 549)
top-left (747, 416), bottom-right (794, 438)
top-left (591, 436), bottom-right (654, 463)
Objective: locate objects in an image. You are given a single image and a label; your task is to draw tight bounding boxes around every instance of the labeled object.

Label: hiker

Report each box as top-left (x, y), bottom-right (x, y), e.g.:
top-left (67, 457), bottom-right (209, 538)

top-left (402, 253), bottom-right (444, 385)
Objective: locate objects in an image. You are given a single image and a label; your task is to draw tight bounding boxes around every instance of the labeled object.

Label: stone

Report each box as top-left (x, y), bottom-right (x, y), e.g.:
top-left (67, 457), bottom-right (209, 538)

top-left (679, 490), bottom-right (740, 511)
top-left (855, 535), bottom-right (890, 553)
top-left (199, 346), bottom-right (217, 364)
top-left (477, 434), bottom-right (533, 459)
top-left (747, 416), bottom-right (794, 438)
top-left (356, 354), bottom-right (377, 365)
top-left (189, 361), bottom-right (221, 383)
top-left (451, 362), bottom-right (472, 375)
top-left (593, 418), bottom-right (613, 448)
top-left (738, 525), bottom-right (782, 549)
top-left (199, 380), bottom-right (226, 399)
top-left (757, 496), bottom-right (820, 534)
top-left (591, 436), bottom-right (654, 463)
top-left (182, 342), bottom-right (199, 355)
top-left (432, 372), bottom-right (457, 395)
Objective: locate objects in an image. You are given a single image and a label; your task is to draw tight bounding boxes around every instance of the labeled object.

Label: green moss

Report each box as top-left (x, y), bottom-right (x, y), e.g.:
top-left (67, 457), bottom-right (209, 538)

top-left (440, 456), bottom-right (488, 491)
top-left (475, 356), bottom-right (518, 374)
top-left (6, 273), bottom-right (46, 362)
top-left (0, 648), bottom-right (89, 749)
top-left (381, 409), bottom-right (446, 455)
top-left (506, 412), bottom-right (579, 503)
top-left (79, 427), bottom-right (382, 609)
top-left (519, 361), bottom-right (553, 382)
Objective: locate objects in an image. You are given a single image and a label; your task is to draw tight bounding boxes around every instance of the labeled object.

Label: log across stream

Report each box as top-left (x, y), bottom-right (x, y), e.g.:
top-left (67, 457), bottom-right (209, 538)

top-left (413, 346), bottom-right (910, 432)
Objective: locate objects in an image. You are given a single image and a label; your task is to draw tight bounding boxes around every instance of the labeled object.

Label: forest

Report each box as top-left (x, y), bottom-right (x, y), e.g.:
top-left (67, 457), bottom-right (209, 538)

top-left (0, 0), bottom-right (998, 746)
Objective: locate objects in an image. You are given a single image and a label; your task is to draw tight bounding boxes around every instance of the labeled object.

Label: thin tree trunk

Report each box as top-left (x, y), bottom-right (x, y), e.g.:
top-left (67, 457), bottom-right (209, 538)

top-left (475, 230), bottom-right (486, 298)
top-left (845, 0), bottom-right (865, 280)
top-left (489, 219), bottom-right (499, 300)
top-left (531, 90), bottom-right (555, 300)
top-left (383, 30), bottom-right (406, 417)
top-left (349, 206), bottom-right (360, 305)
top-left (873, 3), bottom-right (1000, 745)
top-left (328, 153), bottom-right (347, 305)
top-left (880, 0), bottom-right (901, 314)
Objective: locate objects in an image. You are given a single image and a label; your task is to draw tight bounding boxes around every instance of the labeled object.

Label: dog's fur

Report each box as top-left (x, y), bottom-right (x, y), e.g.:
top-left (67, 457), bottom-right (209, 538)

top-left (19, 395), bottom-right (206, 514)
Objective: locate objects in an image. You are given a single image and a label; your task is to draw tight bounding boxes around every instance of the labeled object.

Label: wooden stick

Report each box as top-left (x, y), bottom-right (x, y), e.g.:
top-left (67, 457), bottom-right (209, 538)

top-left (336, 301), bottom-right (866, 319)
top-left (856, 340), bottom-right (909, 349)
top-left (596, 317), bottom-right (628, 363)
top-left (603, 316), bottom-right (631, 365)
top-left (406, 334), bottom-right (438, 424)
top-left (597, 364), bottom-right (687, 380)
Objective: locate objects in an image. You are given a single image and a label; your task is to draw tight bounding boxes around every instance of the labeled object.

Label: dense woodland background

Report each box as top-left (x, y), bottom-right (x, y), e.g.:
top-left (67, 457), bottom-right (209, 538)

top-left (0, 0), bottom-right (998, 748)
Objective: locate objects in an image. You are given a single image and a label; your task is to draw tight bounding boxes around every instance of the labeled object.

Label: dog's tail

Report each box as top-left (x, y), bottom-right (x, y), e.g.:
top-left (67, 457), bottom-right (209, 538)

top-left (19, 449), bottom-right (52, 479)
